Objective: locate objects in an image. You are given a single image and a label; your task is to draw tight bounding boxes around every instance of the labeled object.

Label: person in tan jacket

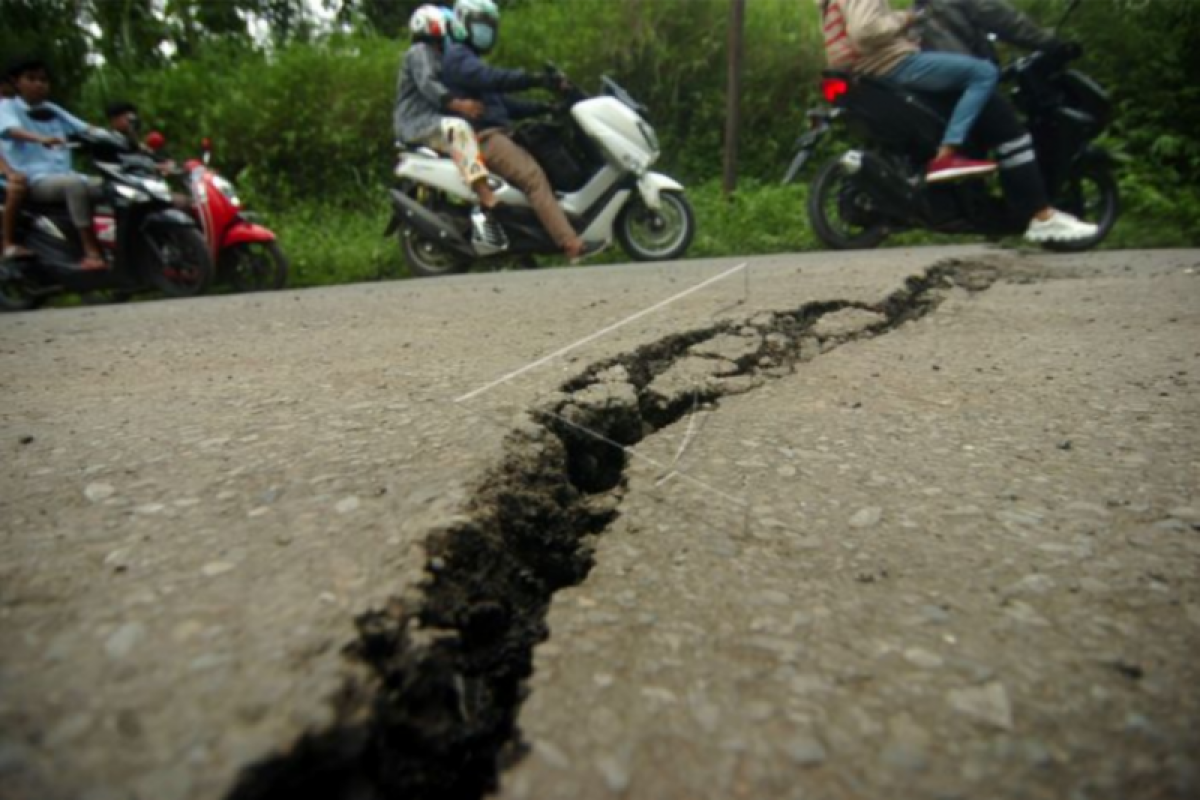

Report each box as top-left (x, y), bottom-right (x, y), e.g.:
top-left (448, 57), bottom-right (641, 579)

top-left (819, 0), bottom-right (1001, 182)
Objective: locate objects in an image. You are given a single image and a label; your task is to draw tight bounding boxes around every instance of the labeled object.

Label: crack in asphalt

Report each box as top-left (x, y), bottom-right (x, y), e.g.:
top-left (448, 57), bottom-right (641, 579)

top-left (224, 258), bottom-right (1005, 800)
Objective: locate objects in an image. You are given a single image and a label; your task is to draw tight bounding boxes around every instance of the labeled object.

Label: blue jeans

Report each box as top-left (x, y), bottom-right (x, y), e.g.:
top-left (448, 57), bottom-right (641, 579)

top-left (886, 52), bottom-right (999, 148)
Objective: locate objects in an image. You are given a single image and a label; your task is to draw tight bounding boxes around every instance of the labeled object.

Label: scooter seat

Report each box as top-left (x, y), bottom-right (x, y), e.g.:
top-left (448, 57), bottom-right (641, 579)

top-left (836, 74), bottom-right (953, 155)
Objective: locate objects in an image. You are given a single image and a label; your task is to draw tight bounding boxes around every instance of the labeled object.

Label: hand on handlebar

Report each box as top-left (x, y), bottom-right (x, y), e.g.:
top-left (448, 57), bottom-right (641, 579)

top-left (40, 135), bottom-right (66, 149)
top-left (1051, 40), bottom-right (1083, 60)
top-left (541, 73), bottom-right (571, 93)
top-left (540, 62), bottom-right (572, 93)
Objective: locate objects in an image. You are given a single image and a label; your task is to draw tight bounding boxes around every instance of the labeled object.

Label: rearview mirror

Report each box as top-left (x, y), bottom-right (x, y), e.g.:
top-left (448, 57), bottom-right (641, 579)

top-left (145, 131), bottom-right (166, 151)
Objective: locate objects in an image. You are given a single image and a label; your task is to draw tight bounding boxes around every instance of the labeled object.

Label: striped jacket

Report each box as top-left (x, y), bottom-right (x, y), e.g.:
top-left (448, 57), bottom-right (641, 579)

top-left (818, 0), bottom-right (919, 76)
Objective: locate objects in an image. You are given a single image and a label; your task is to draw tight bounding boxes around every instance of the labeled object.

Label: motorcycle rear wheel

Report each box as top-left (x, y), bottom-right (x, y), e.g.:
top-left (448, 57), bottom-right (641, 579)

top-left (140, 227), bottom-right (214, 297)
top-left (223, 241), bottom-right (289, 291)
top-left (808, 157), bottom-right (890, 250)
top-left (400, 227), bottom-right (471, 278)
top-left (1042, 163), bottom-right (1120, 253)
top-left (616, 191), bottom-right (695, 262)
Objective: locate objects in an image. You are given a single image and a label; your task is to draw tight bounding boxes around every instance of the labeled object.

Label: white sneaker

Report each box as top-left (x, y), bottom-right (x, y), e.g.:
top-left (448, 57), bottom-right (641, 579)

top-left (1024, 210), bottom-right (1098, 243)
top-left (470, 206), bottom-right (509, 254)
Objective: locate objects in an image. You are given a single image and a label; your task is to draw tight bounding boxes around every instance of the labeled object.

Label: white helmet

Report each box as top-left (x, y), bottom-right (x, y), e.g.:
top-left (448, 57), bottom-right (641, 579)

top-left (409, 4), bottom-right (450, 40)
top-left (454, 0), bottom-right (500, 53)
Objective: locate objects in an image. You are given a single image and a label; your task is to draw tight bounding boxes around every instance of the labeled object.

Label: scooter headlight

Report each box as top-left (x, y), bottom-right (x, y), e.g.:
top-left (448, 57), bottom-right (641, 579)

top-left (211, 175), bottom-right (241, 207)
top-left (621, 153), bottom-right (649, 176)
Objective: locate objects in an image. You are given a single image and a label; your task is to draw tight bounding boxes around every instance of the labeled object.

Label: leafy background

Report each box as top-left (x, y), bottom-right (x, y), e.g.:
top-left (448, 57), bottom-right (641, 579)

top-left (3, 0), bottom-right (1198, 286)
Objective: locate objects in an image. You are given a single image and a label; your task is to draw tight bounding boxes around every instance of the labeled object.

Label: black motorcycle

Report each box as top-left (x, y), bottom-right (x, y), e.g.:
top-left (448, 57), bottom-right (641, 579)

top-left (784, 12), bottom-right (1118, 252)
top-left (0, 128), bottom-right (213, 311)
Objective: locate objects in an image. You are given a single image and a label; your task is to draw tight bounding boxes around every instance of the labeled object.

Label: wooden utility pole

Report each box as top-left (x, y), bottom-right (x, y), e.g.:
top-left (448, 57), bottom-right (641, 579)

top-left (723, 0), bottom-right (746, 197)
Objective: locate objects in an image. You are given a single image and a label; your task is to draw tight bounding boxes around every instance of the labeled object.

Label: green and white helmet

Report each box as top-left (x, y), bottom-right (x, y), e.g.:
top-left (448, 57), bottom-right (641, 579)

top-left (454, 0), bottom-right (501, 53)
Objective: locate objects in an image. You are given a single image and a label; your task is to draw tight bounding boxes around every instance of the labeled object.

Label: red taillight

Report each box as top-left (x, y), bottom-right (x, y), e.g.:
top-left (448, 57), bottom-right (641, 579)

top-left (821, 78), bottom-right (849, 103)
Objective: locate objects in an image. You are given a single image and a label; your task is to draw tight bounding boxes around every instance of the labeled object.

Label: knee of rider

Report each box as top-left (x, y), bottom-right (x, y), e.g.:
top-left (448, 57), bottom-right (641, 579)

top-left (978, 60), bottom-right (999, 87)
top-left (66, 184), bottom-right (89, 206)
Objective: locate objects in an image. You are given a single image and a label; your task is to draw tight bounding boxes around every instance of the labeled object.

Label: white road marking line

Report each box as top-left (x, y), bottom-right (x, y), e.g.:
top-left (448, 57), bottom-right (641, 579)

top-left (454, 262), bottom-right (749, 403)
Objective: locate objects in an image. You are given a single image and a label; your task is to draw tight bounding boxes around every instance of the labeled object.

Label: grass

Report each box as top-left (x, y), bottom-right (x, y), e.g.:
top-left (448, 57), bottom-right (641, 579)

top-left (248, 170), bottom-right (1197, 290)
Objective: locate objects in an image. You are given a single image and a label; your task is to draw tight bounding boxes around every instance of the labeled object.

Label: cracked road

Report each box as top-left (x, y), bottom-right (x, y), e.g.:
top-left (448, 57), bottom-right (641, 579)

top-left (1, 246), bottom-right (1198, 800)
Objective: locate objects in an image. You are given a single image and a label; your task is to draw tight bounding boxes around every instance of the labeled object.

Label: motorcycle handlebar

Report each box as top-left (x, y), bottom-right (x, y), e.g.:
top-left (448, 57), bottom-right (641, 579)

top-left (1000, 41), bottom-right (1082, 82)
top-left (543, 61), bottom-right (568, 87)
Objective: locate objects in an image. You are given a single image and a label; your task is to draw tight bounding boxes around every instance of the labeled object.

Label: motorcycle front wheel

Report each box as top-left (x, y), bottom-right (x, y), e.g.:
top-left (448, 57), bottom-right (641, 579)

top-left (616, 191), bottom-right (695, 262)
top-left (0, 262), bottom-right (44, 312)
top-left (140, 226), bottom-right (214, 297)
top-left (222, 241), bottom-right (290, 291)
top-left (1043, 163), bottom-right (1120, 253)
top-left (808, 157), bottom-right (890, 250)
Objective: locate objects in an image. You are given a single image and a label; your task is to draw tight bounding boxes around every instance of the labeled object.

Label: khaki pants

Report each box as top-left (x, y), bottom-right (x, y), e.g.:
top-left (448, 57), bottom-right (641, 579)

top-left (479, 129), bottom-right (578, 251)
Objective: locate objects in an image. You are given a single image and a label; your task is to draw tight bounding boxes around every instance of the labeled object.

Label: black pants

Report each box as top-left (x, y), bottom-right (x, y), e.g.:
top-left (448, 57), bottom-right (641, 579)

top-left (970, 94), bottom-right (1048, 223)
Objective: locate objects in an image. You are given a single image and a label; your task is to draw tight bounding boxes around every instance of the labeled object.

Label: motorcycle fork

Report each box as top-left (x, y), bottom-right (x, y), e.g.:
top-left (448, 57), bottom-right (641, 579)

top-left (783, 109), bottom-right (837, 185)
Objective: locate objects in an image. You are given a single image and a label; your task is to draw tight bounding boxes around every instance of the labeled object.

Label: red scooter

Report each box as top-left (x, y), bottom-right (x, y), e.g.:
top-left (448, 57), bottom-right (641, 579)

top-left (147, 133), bottom-right (289, 291)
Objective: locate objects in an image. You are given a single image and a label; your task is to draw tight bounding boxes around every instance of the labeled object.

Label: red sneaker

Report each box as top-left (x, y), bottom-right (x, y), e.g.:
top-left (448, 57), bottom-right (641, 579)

top-left (926, 154), bottom-right (997, 183)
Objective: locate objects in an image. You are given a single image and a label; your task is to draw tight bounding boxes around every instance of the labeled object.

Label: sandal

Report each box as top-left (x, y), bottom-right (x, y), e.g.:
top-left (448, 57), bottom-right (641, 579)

top-left (79, 255), bottom-right (108, 271)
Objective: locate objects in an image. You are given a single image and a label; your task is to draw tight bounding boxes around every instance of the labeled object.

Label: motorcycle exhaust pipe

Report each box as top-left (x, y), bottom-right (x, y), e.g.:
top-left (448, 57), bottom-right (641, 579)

top-left (838, 150), bottom-right (916, 217)
top-left (388, 189), bottom-right (474, 257)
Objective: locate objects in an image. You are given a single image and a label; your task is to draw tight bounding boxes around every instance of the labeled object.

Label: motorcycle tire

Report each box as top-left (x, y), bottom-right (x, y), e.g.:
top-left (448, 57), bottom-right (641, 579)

top-left (400, 226), bottom-right (471, 278)
top-left (1042, 163), bottom-right (1120, 253)
top-left (807, 157), bottom-right (890, 251)
top-left (0, 263), bottom-right (44, 312)
top-left (222, 241), bottom-right (290, 292)
top-left (140, 226), bottom-right (214, 298)
top-left (616, 191), bottom-right (695, 262)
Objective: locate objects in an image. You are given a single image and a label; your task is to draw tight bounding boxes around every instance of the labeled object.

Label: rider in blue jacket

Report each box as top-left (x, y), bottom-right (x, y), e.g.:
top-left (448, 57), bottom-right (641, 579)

top-left (441, 0), bottom-right (603, 262)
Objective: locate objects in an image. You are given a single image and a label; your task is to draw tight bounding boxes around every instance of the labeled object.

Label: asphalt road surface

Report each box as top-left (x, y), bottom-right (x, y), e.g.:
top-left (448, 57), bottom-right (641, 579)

top-left (1, 246), bottom-right (1197, 800)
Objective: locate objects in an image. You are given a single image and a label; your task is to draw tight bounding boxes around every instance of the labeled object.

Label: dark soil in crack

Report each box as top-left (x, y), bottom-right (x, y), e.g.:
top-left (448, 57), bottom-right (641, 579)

top-left (224, 258), bottom-right (1013, 800)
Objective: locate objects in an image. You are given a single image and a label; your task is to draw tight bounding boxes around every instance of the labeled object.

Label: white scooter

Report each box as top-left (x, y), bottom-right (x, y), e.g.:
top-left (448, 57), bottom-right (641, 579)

top-left (386, 69), bottom-right (696, 277)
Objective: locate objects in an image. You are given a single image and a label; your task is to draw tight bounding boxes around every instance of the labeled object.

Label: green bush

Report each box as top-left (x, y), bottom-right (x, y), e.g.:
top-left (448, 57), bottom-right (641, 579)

top-left (263, 201), bottom-right (400, 287)
top-left (57, 0), bottom-right (1198, 289)
top-left (82, 36), bottom-right (403, 198)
